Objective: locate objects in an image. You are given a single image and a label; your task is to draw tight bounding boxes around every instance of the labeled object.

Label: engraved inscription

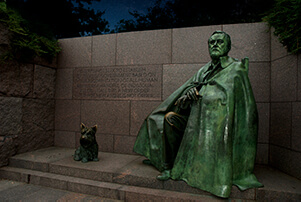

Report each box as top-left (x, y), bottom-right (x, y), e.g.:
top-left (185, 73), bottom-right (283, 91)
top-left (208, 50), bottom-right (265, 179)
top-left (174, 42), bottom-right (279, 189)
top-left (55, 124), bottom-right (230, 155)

top-left (74, 66), bottom-right (162, 100)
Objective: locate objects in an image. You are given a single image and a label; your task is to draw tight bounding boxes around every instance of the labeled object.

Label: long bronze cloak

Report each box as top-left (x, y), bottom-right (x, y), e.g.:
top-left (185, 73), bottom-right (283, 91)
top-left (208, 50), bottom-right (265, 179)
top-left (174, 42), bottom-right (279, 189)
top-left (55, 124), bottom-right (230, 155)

top-left (133, 56), bottom-right (263, 198)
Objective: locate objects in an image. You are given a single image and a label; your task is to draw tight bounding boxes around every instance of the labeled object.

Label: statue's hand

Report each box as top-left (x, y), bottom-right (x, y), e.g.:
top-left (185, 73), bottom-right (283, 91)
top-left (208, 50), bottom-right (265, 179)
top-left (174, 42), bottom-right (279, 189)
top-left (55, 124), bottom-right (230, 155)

top-left (186, 87), bottom-right (200, 101)
top-left (175, 87), bottom-right (200, 109)
top-left (175, 95), bottom-right (188, 108)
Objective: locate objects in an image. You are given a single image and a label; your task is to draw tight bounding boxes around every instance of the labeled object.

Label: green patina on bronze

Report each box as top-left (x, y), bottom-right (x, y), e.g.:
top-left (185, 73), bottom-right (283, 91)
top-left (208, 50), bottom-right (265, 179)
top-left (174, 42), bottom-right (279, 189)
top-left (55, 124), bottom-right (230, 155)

top-left (133, 31), bottom-right (263, 198)
top-left (74, 123), bottom-right (99, 163)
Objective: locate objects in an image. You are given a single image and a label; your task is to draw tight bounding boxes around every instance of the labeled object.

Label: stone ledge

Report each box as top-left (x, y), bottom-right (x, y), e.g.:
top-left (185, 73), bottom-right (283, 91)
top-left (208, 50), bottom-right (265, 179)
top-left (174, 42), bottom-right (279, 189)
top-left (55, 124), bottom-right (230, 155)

top-left (1, 147), bottom-right (300, 201)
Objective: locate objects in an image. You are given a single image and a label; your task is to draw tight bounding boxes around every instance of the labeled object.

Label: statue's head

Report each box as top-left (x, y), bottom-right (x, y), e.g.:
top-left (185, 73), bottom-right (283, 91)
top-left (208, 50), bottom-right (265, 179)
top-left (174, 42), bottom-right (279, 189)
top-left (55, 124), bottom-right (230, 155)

top-left (208, 31), bottom-right (231, 61)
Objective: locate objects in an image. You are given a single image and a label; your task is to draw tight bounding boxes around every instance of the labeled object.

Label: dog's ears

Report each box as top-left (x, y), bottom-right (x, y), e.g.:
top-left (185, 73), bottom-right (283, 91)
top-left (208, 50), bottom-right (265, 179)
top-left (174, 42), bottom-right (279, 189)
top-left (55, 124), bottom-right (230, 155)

top-left (80, 123), bottom-right (86, 132)
top-left (92, 125), bottom-right (97, 132)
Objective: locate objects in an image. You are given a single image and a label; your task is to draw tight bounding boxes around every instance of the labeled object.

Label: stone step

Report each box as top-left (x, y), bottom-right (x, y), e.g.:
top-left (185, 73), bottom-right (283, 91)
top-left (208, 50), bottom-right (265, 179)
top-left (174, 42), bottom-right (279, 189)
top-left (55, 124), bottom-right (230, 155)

top-left (0, 166), bottom-right (220, 201)
top-left (1, 147), bottom-right (301, 201)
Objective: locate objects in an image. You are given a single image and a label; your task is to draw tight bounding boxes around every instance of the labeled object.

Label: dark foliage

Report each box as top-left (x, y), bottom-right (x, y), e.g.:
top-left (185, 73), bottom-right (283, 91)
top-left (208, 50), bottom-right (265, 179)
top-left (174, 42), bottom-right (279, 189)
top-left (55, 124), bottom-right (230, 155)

top-left (263, 0), bottom-right (301, 54)
top-left (6, 0), bottom-right (109, 39)
top-left (0, 2), bottom-right (61, 62)
top-left (113, 0), bottom-right (274, 33)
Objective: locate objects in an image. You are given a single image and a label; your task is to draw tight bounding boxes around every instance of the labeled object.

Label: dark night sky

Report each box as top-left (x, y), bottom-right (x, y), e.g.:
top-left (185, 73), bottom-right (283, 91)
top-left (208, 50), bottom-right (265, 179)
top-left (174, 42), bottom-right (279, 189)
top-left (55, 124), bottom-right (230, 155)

top-left (90, 0), bottom-right (156, 29)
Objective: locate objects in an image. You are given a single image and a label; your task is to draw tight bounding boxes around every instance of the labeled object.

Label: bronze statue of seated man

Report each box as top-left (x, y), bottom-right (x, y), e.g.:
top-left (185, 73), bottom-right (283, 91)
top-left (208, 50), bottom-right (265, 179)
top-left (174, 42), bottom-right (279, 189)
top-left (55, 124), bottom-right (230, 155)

top-left (133, 31), bottom-right (263, 198)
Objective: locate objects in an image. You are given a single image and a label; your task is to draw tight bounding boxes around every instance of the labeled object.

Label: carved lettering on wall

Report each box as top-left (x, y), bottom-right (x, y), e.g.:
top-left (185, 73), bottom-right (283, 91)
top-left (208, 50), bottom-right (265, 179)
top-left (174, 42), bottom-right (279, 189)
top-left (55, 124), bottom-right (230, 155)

top-left (74, 66), bottom-right (162, 100)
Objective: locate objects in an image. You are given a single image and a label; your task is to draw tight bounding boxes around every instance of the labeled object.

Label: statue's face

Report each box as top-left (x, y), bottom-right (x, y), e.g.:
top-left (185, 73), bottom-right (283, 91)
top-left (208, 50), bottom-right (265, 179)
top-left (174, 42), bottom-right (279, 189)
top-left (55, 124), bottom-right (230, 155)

top-left (208, 33), bottom-right (229, 60)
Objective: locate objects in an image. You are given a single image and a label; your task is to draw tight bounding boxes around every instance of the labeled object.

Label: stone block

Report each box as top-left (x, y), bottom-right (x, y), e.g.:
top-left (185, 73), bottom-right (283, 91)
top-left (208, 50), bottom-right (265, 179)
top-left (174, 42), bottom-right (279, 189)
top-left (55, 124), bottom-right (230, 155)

top-left (73, 65), bottom-right (162, 100)
top-left (92, 34), bottom-right (116, 66)
top-left (130, 101), bottom-right (161, 136)
top-left (14, 131), bottom-right (54, 154)
top-left (256, 143), bottom-right (269, 165)
top-left (256, 189), bottom-right (301, 201)
top-left (50, 160), bottom-right (113, 183)
top-left (9, 147), bottom-right (74, 170)
top-left (81, 100), bottom-right (130, 135)
top-left (290, 151), bottom-right (301, 179)
top-left (292, 102), bottom-right (301, 152)
top-left (33, 65), bottom-right (56, 99)
top-left (230, 186), bottom-right (255, 200)
top-left (271, 27), bottom-right (289, 61)
top-left (58, 37), bottom-right (92, 68)
top-left (172, 25), bottom-right (221, 63)
top-left (164, 180), bottom-right (210, 196)
top-left (67, 181), bottom-right (99, 197)
top-left (0, 168), bottom-right (28, 183)
top-left (0, 97), bottom-right (22, 136)
top-left (269, 145), bottom-right (291, 175)
top-left (257, 103), bottom-right (270, 143)
top-left (270, 146), bottom-right (301, 180)
top-left (122, 186), bottom-right (217, 202)
top-left (254, 165), bottom-right (301, 200)
top-left (248, 62), bottom-right (270, 102)
top-left (116, 29), bottom-right (171, 65)
top-left (163, 63), bottom-right (204, 100)
top-left (55, 68), bottom-right (73, 99)
top-left (113, 156), bottom-right (162, 188)
top-left (297, 54), bottom-right (301, 101)
top-left (22, 99), bottom-right (55, 133)
top-left (0, 137), bottom-right (16, 167)
top-left (114, 135), bottom-right (136, 154)
top-left (30, 174), bottom-right (68, 190)
top-left (19, 98), bottom-right (55, 153)
top-left (271, 55), bottom-right (297, 102)
top-left (96, 134), bottom-right (114, 153)
top-left (67, 179), bottom-right (125, 200)
top-left (32, 55), bottom-right (58, 69)
top-left (223, 23), bottom-right (270, 62)
top-left (0, 62), bottom-right (33, 97)
top-left (9, 158), bottom-right (49, 172)
top-left (55, 100), bottom-right (80, 132)
top-left (54, 131), bottom-right (76, 148)
top-left (0, 180), bottom-right (26, 193)
top-left (50, 152), bottom-right (139, 183)
top-left (270, 103), bottom-right (291, 148)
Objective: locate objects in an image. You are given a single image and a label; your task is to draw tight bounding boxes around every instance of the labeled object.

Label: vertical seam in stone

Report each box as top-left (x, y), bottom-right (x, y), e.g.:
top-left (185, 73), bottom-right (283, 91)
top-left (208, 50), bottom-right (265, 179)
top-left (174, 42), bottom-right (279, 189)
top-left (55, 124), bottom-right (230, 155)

top-left (268, 62), bottom-right (271, 164)
top-left (115, 33), bottom-right (118, 66)
top-left (91, 36), bottom-right (93, 68)
top-left (295, 57), bottom-right (298, 101)
top-left (72, 68), bottom-right (75, 100)
top-left (80, 100), bottom-right (82, 130)
top-left (129, 101), bottom-right (131, 136)
top-left (290, 102), bottom-right (293, 150)
top-left (91, 36), bottom-right (93, 67)
top-left (268, 28), bottom-right (272, 165)
top-left (297, 54), bottom-right (299, 101)
top-left (32, 64), bottom-right (36, 98)
top-left (161, 64), bottom-right (164, 101)
top-left (269, 27), bottom-right (272, 64)
top-left (171, 29), bottom-right (173, 64)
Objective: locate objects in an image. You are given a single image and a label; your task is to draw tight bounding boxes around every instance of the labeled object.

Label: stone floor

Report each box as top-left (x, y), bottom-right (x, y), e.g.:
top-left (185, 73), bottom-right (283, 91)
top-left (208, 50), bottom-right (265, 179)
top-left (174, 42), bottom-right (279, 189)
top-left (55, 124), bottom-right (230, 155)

top-left (0, 147), bottom-right (300, 201)
top-left (0, 180), bottom-right (122, 201)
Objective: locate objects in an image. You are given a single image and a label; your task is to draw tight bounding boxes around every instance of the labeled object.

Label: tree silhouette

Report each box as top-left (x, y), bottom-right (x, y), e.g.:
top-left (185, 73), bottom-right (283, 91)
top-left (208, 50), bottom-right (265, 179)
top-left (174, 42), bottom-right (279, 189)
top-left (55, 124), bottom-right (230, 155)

top-left (113, 0), bottom-right (274, 33)
top-left (7, 0), bottom-right (109, 38)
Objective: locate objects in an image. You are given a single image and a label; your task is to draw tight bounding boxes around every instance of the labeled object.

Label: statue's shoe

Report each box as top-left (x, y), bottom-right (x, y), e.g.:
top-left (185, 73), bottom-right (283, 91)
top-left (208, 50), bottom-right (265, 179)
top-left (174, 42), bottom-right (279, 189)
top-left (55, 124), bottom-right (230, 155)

top-left (156, 170), bottom-right (171, 181)
top-left (142, 159), bottom-right (152, 165)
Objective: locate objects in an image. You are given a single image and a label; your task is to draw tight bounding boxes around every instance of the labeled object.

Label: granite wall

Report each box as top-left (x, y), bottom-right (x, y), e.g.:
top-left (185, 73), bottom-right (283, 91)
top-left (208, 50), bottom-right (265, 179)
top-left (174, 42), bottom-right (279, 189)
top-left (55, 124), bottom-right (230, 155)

top-left (269, 29), bottom-right (301, 179)
top-left (0, 24), bottom-right (57, 167)
top-left (0, 62), bottom-right (56, 167)
top-left (54, 22), bottom-right (301, 179)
